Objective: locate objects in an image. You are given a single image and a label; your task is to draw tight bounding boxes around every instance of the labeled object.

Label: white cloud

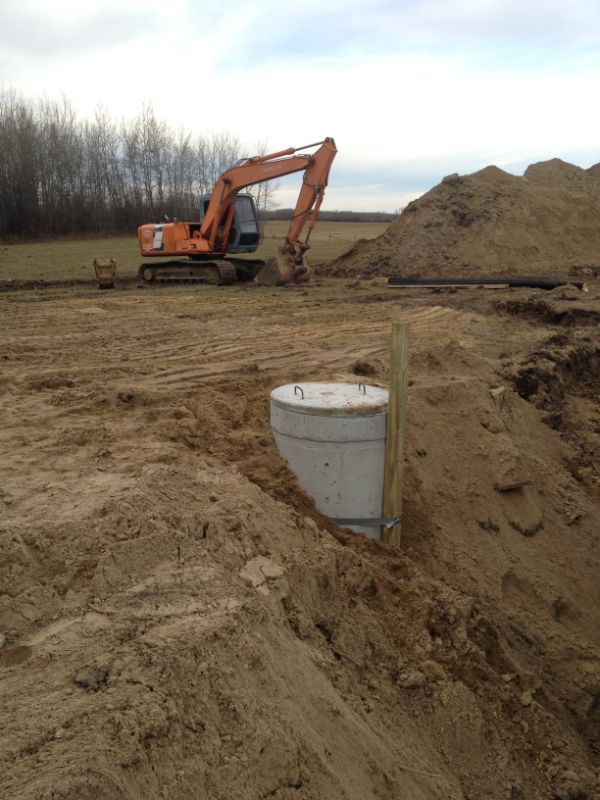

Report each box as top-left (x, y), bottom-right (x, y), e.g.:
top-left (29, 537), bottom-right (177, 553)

top-left (1, 0), bottom-right (600, 210)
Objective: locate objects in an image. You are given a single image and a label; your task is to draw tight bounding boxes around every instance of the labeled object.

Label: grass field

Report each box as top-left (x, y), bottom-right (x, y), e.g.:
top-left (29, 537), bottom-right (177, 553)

top-left (0, 221), bottom-right (389, 283)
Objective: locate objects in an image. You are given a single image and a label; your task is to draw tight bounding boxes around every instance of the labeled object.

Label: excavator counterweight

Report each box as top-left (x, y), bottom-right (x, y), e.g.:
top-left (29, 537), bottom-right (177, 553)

top-left (137, 138), bottom-right (337, 285)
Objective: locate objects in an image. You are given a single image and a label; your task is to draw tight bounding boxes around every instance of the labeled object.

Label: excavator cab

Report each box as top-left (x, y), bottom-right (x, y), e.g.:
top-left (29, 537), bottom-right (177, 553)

top-left (198, 193), bottom-right (261, 254)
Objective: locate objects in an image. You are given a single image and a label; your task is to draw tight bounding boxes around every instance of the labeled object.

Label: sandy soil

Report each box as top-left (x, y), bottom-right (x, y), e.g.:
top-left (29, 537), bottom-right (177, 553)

top-left (1, 277), bottom-right (599, 799)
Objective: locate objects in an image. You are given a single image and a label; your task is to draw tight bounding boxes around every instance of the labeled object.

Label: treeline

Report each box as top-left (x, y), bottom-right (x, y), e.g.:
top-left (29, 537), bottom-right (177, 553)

top-left (261, 209), bottom-right (396, 222)
top-left (0, 90), bottom-right (270, 239)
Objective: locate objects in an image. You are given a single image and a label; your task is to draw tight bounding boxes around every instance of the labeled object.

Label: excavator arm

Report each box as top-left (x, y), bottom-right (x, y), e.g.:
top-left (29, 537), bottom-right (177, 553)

top-left (280, 141), bottom-right (337, 262)
top-left (201, 138), bottom-right (337, 282)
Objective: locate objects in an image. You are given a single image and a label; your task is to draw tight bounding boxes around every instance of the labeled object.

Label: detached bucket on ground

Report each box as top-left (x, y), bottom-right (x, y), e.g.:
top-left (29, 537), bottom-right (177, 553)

top-left (94, 258), bottom-right (116, 289)
top-left (270, 382), bottom-right (389, 539)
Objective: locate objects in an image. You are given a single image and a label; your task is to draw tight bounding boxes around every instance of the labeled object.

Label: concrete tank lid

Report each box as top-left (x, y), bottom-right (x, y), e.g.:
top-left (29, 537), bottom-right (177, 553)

top-left (271, 382), bottom-right (389, 417)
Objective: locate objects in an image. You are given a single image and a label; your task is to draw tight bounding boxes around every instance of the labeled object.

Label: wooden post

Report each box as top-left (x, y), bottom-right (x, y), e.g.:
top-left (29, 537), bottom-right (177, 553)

top-left (382, 321), bottom-right (411, 547)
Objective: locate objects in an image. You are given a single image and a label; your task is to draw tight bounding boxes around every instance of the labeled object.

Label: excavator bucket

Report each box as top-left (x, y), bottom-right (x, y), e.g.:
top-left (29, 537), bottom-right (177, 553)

top-left (94, 258), bottom-right (116, 289)
top-left (255, 254), bottom-right (310, 286)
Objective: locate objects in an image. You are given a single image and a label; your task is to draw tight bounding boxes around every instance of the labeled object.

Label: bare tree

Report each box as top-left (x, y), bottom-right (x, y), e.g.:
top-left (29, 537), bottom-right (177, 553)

top-left (0, 87), bottom-right (266, 239)
top-left (247, 138), bottom-right (280, 214)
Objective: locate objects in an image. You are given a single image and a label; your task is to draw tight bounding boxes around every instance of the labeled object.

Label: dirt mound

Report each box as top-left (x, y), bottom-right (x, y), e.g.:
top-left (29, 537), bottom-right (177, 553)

top-left (525, 159), bottom-right (600, 197)
top-left (323, 158), bottom-right (600, 279)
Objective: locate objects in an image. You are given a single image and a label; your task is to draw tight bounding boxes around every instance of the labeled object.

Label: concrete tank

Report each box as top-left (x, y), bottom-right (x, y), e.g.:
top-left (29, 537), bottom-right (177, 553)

top-left (270, 382), bottom-right (389, 539)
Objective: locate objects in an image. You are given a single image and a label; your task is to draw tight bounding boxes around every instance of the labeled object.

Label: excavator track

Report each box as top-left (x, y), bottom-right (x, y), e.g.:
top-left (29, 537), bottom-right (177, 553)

top-left (137, 260), bottom-right (238, 285)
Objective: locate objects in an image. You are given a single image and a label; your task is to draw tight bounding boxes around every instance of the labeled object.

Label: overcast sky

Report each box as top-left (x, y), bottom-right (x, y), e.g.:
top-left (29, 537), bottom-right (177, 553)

top-left (2, 0), bottom-right (600, 211)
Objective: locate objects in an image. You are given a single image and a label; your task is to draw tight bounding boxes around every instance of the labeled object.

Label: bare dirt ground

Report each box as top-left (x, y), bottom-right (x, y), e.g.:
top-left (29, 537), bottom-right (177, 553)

top-left (1, 276), bottom-right (599, 799)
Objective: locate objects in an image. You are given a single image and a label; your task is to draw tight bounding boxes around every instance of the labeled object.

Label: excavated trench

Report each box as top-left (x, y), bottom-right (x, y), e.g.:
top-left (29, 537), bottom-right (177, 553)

top-left (512, 342), bottom-right (600, 422)
top-left (1, 274), bottom-right (600, 800)
top-left (494, 298), bottom-right (600, 327)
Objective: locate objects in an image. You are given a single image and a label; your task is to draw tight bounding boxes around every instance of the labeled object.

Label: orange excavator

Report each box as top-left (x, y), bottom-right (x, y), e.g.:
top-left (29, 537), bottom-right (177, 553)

top-left (137, 137), bottom-right (337, 286)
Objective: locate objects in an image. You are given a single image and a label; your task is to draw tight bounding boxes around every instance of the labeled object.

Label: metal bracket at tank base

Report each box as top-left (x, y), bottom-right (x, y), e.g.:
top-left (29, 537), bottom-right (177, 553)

top-left (332, 515), bottom-right (401, 530)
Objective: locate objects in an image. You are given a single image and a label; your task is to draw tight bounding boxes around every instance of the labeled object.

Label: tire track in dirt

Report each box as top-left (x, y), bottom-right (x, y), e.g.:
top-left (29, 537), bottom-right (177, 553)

top-left (3, 296), bottom-right (464, 396)
top-left (123, 306), bottom-right (461, 390)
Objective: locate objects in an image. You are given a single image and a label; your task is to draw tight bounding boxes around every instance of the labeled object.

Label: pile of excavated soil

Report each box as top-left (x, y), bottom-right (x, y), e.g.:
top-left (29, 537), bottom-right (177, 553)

top-left (1, 282), bottom-right (600, 799)
top-left (323, 158), bottom-right (600, 279)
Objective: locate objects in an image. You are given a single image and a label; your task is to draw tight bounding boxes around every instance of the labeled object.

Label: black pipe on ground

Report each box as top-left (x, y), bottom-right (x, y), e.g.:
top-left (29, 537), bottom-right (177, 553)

top-left (387, 276), bottom-right (586, 290)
